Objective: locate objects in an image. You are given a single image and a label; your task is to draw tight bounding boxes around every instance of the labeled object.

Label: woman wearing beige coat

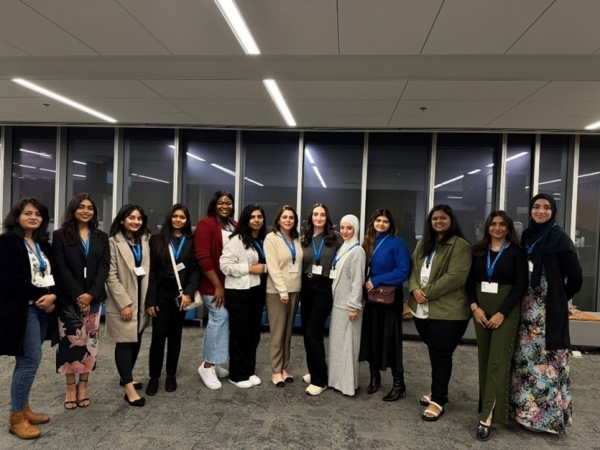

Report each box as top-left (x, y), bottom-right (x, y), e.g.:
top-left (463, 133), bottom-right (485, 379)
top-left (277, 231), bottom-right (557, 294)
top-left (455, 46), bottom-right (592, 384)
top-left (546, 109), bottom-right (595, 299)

top-left (105, 204), bottom-right (151, 407)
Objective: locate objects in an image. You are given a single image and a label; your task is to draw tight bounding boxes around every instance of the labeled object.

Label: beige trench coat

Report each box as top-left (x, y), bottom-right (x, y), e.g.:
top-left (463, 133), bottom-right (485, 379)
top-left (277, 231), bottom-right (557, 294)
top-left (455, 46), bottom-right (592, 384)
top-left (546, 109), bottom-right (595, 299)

top-left (105, 232), bottom-right (151, 343)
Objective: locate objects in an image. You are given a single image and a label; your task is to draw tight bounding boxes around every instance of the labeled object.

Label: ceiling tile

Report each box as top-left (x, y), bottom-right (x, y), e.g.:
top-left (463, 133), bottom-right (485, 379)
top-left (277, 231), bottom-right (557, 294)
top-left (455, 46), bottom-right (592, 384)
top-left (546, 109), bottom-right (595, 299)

top-left (501, 101), bottom-right (600, 117)
top-left (526, 82), bottom-right (600, 102)
top-left (0, 1), bottom-right (97, 55)
top-left (296, 114), bottom-right (390, 128)
top-left (0, 39), bottom-right (29, 56)
top-left (389, 114), bottom-right (498, 128)
top-left (238, 0), bottom-right (338, 55)
top-left (117, 0), bottom-right (242, 55)
top-left (83, 98), bottom-right (182, 113)
top-left (37, 80), bottom-right (161, 98)
top-left (0, 80), bottom-right (43, 97)
top-left (23, 0), bottom-right (170, 55)
top-left (110, 111), bottom-right (199, 125)
top-left (508, 0), bottom-right (600, 54)
top-left (338, 0), bottom-right (442, 54)
top-left (289, 100), bottom-right (397, 116)
top-left (402, 81), bottom-right (548, 101)
top-left (141, 80), bottom-right (267, 100)
top-left (278, 81), bottom-right (407, 100)
top-left (422, 0), bottom-right (552, 54)
top-left (486, 115), bottom-right (594, 130)
top-left (393, 100), bottom-right (517, 117)
top-left (170, 98), bottom-right (283, 126)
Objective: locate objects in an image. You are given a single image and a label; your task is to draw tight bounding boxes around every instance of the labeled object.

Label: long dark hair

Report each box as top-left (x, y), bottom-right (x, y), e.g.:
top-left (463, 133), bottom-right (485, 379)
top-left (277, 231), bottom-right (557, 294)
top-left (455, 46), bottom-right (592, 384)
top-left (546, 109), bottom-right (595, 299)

top-left (230, 204), bottom-right (267, 249)
top-left (421, 204), bottom-right (466, 257)
top-left (206, 190), bottom-right (234, 217)
top-left (363, 209), bottom-right (397, 258)
top-left (60, 193), bottom-right (100, 245)
top-left (302, 203), bottom-right (337, 248)
top-left (2, 197), bottom-right (50, 242)
top-left (472, 211), bottom-right (521, 257)
top-left (109, 204), bottom-right (151, 241)
top-left (272, 205), bottom-right (299, 240)
top-left (154, 204), bottom-right (193, 262)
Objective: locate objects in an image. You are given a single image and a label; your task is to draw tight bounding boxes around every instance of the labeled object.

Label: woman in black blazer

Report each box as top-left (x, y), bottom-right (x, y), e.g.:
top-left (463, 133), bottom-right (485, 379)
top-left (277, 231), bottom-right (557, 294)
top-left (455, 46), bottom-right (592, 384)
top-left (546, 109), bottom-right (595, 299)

top-left (53, 193), bottom-right (110, 410)
top-left (145, 204), bottom-right (201, 396)
top-left (0, 197), bottom-right (57, 440)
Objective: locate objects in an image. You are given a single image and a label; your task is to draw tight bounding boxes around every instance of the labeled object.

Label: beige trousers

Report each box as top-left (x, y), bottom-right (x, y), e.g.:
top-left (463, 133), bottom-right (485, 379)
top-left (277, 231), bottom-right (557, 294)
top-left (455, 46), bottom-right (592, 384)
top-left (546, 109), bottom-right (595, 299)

top-left (266, 292), bottom-right (300, 374)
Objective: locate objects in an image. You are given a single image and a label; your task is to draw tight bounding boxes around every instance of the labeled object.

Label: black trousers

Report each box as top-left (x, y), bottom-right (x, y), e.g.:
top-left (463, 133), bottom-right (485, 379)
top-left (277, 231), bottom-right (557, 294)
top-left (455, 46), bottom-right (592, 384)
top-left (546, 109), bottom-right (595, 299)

top-left (225, 283), bottom-right (266, 382)
top-left (301, 274), bottom-right (334, 388)
top-left (148, 295), bottom-right (187, 379)
top-left (115, 332), bottom-right (144, 385)
top-left (413, 317), bottom-right (469, 407)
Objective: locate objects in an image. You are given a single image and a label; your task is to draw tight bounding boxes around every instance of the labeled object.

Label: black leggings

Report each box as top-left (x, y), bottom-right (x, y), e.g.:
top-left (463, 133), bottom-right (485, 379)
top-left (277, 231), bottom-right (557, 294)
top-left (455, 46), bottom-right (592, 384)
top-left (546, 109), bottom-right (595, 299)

top-left (115, 332), bottom-right (144, 384)
top-left (148, 295), bottom-right (186, 379)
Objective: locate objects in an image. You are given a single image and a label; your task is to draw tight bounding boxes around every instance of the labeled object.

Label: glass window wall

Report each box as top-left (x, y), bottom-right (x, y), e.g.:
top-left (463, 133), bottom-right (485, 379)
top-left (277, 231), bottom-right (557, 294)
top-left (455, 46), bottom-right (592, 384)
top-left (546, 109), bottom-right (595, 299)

top-left (505, 134), bottom-right (534, 235)
top-left (538, 135), bottom-right (569, 227)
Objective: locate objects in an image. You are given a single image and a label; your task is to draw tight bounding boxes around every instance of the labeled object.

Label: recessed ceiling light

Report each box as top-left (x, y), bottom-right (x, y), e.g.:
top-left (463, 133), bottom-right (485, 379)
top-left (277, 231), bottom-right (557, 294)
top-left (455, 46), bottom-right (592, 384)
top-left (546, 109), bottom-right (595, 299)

top-left (263, 79), bottom-right (296, 127)
top-left (214, 0), bottom-right (260, 55)
top-left (12, 78), bottom-right (117, 123)
top-left (585, 120), bottom-right (600, 130)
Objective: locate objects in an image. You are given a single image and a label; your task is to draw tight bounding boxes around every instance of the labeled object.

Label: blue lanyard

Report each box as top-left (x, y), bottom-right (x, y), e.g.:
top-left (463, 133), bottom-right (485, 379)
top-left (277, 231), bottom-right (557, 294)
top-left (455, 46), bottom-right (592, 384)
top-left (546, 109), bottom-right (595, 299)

top-left (221, 219), bottom-right (233, 232)
top-left (332, 243), bottom-right (359, 269)
top-left (80, 230), bottom-right (90, 258)
top-left (125, 237), bottom-right (142, 263)
top-left (24, 240), bottom-right (47, 273)
top-left (372, 234), bottom-right (389, 258)
top-left (253, 239), bottom-right (265, 259)
top-left (279, 233), bottom-right (297, 264)
top-left (170, 236), bottom-right (186, 260)
top-left (426, 251), bottom-right (435, 268)
top-left (527, 224), bottom-right (556, 256)
top-left (312, 236), bottom-right (325, 265)
top-left (487, 240), bottom-right (508, 279)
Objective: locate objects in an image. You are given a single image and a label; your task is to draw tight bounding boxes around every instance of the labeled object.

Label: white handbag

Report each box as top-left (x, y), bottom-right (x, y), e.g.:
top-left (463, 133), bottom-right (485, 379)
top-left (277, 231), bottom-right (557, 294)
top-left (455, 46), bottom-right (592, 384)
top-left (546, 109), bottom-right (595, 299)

top-left (168, 245), bottom-right (201, 310)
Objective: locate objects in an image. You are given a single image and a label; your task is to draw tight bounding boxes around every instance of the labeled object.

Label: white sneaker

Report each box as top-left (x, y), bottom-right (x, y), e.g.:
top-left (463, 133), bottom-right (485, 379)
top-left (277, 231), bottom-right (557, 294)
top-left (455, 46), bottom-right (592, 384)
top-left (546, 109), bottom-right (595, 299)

top-left (229, 379), bottom-right (253, 389)
top-left (198, 363), bottom-right (222, 389)
top-left (214, 365), bottom-right (229, 378)
top-left (302, 374), bottom-right (311, 384)
top-left (305, 384), bottom-right (326, 396)
top-left (249, 375), bottom-right (262, 386)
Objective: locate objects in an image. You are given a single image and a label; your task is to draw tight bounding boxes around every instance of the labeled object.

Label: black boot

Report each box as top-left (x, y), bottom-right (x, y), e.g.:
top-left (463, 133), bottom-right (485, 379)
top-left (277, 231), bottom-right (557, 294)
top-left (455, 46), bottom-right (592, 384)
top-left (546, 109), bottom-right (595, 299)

top-left (382, 371), bottom-right (406, 402)
top-left (367, 370), bottom-right (381, 395)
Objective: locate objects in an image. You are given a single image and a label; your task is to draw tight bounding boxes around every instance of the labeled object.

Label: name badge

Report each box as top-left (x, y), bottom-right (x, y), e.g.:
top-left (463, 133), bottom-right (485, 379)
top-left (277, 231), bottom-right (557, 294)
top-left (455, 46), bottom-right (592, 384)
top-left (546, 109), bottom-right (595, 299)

top-left (311, 265), bottom-right (323, 275)
top-left (288, 263), bottom-right (299, 273)
top-left (176, 262), bottom-right (185, 272)
top-left (329, 269), bottom-right (336, 280)
top-left (83, 267), bottom-right (87, 279)
top-left (43, 274), bottom-right (56, 287)
top-left (481, 282), bottom-right (499, 294)
top-left (420, 266), bottom-right (431, 286)
top-left (134, 267), bottom-right (147, 276)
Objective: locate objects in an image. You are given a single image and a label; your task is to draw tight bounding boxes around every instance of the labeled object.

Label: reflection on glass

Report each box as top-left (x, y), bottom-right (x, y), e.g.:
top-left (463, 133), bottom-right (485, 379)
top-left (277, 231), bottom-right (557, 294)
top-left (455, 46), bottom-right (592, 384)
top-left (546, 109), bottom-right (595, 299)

top-left (367, 133), bottom-right (430, 253)
top-left (435, 133), bottom-right (498, 244)
top-left (124, 129), bottom-right (174, 233)
top-left (183, 130), bottom-right (236, 225)
top-left (66, 128), bottom-right (114, 232)
top-left (12, 127), bottom-right (57, 232)
top-left (505, 134), bottom-right (533, 232)
top-left (243, 131), bottom-right (299, 227)
top-left (302, 133), bottom-right (363, 232)
top-left (538, 135), bottom-right (569, 227)
top-left (575, 136), bottom-right (600, 311)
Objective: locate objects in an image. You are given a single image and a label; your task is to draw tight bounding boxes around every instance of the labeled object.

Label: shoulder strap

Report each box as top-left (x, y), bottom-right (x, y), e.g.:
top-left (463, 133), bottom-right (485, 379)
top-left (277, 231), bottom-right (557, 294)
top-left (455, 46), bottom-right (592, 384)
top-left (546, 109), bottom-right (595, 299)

top-left (169, 245), bottom-right (184, 294)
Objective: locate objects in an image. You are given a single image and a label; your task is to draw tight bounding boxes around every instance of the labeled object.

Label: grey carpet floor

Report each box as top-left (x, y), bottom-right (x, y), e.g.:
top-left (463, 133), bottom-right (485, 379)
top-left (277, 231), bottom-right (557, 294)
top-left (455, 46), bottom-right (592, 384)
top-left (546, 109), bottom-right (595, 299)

top-left (0, 322), bottom-right (597, 449)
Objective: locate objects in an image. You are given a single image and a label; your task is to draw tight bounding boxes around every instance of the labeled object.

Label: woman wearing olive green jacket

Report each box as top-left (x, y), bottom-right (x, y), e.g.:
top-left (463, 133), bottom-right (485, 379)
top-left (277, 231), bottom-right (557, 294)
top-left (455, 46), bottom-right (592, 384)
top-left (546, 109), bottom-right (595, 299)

top-left (408, 205), bottom-right (471, 422)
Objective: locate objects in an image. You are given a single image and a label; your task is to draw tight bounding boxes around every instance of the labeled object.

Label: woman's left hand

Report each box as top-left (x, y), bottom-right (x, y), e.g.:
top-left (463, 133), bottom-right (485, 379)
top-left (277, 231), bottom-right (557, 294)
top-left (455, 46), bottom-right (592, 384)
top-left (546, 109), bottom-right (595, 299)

top-left (486, 312), bottom-right (505, 329)
top-left (180, 294), bottom-right (191, 311)
top-left (365, 280), bottom-right (374, 292)
top-left (76, 293), bottom-right (93, 307)
top-left (348, 310), bottom-right (358, 322)
top-left (36, 294), bottom-right (56, 311)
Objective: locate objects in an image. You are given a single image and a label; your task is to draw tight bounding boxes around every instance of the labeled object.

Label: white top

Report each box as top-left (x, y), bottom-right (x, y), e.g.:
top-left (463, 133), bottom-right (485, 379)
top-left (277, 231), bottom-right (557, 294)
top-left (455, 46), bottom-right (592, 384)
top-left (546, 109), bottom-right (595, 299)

top-left (26, 245), bottom-right (51, 288)
top-left (220, 235), bottom-right (262, 290)
top-left (411, 258), bottom-right (432, 319)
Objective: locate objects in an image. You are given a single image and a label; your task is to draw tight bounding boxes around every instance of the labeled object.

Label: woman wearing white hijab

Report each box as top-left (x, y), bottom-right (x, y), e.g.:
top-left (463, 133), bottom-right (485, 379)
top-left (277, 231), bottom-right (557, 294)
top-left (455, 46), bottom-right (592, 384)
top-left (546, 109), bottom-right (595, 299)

top-left (327, 215), bottom-right (366, 396)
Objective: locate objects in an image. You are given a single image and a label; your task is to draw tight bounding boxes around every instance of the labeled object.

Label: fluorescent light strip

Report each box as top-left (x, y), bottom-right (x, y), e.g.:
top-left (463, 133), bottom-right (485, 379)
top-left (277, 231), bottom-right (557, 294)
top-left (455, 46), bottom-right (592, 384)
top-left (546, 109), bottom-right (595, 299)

top-left (447, 196), bottom-right (463, 199)
top-left (20, 148), bottom-right (51, 158)
top-left (486, 163), bottom-right (494, 168)
top-left (263, 80), bottom-right (296, 127)
top-left (73, 160), bottom-right (87, 166)
top-left (506, 151), bottom-right (528, 162)
top-left (579, 171), bottom-right (600, 178)
top-left (467, 169), bottom-right (481, 175)
top-left (211, 163), bottom-right (236, 176)
top-left (187, 152), bottom-right (206, 162)
top-left (73, 174), bottom-right (86, 178)
top-left (245, 177), bottom-right (264, 187)
top-left (214, 0), bottom-right (260, 55)
top-left (538, 178), bottom-right (561, 186)
top-left (18, 164), bottom-right (37, 169)
top-left (305, 149), bottom-right (315, 164)
top-left (585, 120), bottom-right (600, 130)
top-left (12, 78), bottom-right (117, 123)
top-left (312, 166), bottom-right (327, 188)
top-left (39, 168), bottom-right (56, 173)
top-left (131, 173), bottom-right (170, 184)
top-left (168, 145), bottom-right (175, 149)
top-left (434, 175), bottom-right (464, 189)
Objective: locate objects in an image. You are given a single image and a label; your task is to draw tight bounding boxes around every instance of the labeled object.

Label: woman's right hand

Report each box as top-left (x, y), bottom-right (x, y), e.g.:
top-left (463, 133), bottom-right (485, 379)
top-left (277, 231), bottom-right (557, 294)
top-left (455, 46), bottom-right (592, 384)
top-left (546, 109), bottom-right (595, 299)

top-left (146, 306), bottom-right (158, 317)
top-left (365, 280), bottom-right (374, 292)
top-left (212, 286), bottom-right (225, 309)
top-left (249, 263), bottom-right (265, 274)
top-left (121, 306), bottom-right (133, 322)
top-left (280, 296), bottom-right (289, 305)
top-left (413, 289), bottom-right (428, 304)
top-left (473, 307), bottom-right (488, 327)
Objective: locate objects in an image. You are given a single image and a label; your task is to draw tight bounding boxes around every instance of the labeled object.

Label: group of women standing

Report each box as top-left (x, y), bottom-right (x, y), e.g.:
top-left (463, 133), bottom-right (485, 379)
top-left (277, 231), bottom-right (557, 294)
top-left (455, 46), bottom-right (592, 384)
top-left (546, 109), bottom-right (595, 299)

top-left (0, 190), bottom-right (582, 443)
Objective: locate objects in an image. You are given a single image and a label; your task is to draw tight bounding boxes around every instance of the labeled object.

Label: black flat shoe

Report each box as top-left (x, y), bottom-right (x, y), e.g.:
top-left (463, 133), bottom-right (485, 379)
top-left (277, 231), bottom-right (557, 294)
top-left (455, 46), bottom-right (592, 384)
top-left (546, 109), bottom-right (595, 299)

top-left (124, 394), bottom-right (145, 407)
top-left (165, 376), bottom-right (177, 392)
top-left (145, 378), bottom-right (159, 396)
top-left (120, 380), bottom-right (143, 390)
top-left (476, 422), bottom-right (491, 441)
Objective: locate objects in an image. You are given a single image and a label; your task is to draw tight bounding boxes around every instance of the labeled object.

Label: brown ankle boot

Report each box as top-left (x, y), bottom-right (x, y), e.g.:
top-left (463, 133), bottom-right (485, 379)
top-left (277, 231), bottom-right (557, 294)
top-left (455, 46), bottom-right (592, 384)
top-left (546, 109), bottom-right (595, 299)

top-left (8, 411), bottom-right (41, 439)
top-left (24, 403), bottom-right (50, 425)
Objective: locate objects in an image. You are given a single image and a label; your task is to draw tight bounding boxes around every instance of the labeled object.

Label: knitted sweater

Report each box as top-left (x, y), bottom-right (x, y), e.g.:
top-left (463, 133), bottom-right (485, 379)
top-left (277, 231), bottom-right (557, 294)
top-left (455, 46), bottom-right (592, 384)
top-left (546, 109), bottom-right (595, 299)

top-left (265, 231), bottom-right (303, 298)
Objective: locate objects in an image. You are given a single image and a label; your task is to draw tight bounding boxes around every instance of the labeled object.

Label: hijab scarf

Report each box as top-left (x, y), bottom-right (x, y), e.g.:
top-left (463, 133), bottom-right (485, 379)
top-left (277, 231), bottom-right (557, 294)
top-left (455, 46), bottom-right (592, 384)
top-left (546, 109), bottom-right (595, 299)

top-left (331, 214), bottom-right (360, 291)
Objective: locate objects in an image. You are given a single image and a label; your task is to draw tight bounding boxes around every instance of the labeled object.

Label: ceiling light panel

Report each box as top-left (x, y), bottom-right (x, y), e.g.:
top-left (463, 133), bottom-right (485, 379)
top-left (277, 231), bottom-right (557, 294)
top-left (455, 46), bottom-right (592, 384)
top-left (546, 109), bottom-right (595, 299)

top-left (214, 0), bottom-right (260, 55)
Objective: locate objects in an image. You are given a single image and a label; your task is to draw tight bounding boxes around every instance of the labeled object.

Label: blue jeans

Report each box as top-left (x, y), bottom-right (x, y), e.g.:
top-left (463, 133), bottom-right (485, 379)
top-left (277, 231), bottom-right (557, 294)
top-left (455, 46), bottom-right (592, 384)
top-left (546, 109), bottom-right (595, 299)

top-left (11, 305), bottom-right (48, 412)
top-left (201, 295), bottom-right (229, 365)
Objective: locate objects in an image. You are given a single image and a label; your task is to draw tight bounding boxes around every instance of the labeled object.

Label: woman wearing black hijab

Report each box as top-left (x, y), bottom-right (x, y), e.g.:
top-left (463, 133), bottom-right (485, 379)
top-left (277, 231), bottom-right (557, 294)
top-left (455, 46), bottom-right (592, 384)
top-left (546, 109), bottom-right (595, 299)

top-left (510, 193), bottom-right (582, 435)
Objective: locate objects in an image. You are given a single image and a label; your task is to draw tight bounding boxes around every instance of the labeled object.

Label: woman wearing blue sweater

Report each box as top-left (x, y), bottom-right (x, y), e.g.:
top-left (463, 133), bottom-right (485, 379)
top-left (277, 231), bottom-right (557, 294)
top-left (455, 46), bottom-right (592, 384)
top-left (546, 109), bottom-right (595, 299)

top-left (359, 209), bottom-right (411, 402)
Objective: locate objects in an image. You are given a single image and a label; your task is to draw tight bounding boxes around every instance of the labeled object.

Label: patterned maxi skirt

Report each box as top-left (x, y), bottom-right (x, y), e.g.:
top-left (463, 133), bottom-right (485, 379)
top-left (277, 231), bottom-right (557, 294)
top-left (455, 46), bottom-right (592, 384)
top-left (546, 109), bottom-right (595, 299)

top-left (509, 274), bottom-right (572, 434)
top-left (56, 303), bottom-right (101, 374)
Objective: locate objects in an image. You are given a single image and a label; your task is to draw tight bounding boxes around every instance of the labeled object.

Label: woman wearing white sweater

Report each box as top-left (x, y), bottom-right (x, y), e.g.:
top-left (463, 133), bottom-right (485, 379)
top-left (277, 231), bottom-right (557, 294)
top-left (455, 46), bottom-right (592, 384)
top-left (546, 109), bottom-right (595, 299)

top-left (264, 205), bottom-right (303, 387)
